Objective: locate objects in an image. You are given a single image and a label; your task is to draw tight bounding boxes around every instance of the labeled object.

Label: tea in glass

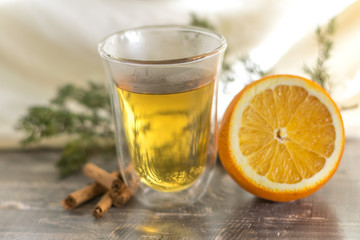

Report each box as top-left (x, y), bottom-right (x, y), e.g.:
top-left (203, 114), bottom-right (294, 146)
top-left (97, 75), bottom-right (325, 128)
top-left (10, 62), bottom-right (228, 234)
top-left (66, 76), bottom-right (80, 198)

top-left (98, 25), bottom-right (226, 208)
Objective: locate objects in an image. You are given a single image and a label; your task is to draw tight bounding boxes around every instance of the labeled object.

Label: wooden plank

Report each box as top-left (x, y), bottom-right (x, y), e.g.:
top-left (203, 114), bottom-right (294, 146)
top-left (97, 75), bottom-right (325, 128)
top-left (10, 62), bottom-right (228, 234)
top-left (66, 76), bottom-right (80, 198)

top-left (0, 140), bottom-right (359, 239)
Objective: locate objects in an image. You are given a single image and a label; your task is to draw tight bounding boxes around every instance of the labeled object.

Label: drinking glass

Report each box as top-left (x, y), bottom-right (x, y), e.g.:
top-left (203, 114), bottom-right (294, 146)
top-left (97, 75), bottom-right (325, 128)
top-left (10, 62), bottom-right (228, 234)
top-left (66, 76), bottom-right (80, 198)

top-left (98, 25), bottom-right (226, 208)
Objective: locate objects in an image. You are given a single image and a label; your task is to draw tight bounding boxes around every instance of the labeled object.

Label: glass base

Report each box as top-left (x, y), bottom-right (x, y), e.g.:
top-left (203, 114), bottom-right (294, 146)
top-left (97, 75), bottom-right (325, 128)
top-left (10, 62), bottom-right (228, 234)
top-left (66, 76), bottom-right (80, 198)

top-left (133, 164), bottom-right (215, 209)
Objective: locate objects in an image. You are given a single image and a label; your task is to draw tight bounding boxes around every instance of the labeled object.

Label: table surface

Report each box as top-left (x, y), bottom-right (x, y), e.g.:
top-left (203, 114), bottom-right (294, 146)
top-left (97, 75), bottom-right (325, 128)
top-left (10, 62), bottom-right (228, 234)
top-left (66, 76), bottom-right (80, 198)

top-left (0, 139), bottom-right (359, 240)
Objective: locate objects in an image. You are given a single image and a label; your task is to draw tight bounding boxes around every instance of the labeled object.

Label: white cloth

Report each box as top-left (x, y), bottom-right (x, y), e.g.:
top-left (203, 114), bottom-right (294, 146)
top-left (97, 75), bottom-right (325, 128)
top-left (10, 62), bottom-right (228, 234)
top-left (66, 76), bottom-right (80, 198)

top-left (0, 0), bottom-right (358, 148)
top-left (272, 0), bottom-right (360, 138)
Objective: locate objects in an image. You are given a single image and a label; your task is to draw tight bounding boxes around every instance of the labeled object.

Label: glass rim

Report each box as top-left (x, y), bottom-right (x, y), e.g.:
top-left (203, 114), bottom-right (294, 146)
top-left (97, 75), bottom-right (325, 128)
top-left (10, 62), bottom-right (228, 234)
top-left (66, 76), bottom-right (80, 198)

top-left (97, 25), bottom-right (227, 65)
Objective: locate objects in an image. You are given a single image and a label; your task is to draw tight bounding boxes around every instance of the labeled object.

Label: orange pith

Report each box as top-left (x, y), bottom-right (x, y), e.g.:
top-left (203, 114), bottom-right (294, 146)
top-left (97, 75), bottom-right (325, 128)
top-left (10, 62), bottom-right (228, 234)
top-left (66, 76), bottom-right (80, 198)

top-left (218, 75), bottom-right (345, 202)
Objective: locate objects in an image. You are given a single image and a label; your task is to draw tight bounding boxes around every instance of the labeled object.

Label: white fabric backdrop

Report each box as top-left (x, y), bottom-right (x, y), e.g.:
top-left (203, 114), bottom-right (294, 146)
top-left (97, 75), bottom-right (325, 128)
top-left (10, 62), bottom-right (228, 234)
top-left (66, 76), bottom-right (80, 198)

top-left (0, 0), bottom-right (358, 148)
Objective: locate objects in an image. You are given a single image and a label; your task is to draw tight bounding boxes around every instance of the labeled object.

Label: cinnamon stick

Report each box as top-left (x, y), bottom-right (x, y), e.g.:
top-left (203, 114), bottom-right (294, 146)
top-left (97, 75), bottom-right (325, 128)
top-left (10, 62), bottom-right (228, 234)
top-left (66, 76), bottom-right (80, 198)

top-left (62, 171), bottom-right (118, 210)
top-left (110, 178), bottom-right (125, 196)
top-left (92, 170), bottom-right (133, 217)
top-left (92, 191), bottom-right (112, 218)
top-left (110, 169), bottom-right (136, 207)
top-left (111, 185), bottom-right (132, 207)
top-left (83, 163), bottom-right (118, 190)
top-left (82, 163), bottom-right (133, 207)
top-left (62, 183), bottom-right (105, 210)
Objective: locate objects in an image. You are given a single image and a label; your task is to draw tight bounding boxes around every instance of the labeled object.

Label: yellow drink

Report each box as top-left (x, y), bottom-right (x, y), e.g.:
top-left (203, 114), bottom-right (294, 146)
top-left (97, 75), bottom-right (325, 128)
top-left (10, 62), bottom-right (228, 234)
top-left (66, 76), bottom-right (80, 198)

top-left (116, 81), bottom-right (215, 192)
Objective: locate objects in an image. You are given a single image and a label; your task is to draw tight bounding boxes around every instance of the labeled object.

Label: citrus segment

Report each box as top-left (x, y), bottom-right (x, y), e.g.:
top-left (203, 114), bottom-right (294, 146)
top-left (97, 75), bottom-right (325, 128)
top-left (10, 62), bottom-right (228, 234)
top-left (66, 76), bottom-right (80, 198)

top-left (238, 126), bottom-right (273, 156)
top-left (285, 140), bottom-right (325, 178)
top-left (247, 139), bottom-right (277, 176)
top-left (250, 89), bottom-right (278, 129)
top-left (266, 143), bottom-right (301, 184)
top-left (219, 74), bottom-right (345, 202)
top-left (273, 85), bottom-right (308, 127)
top-left (241, 106), bottom-right (273, 132)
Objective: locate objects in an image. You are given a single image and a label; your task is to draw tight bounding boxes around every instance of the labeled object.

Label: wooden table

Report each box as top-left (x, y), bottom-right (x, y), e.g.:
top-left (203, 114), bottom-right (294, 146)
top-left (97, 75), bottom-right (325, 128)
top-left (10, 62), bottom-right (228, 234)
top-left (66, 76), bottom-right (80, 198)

top-left (0, 139), bottom-right (359, 240)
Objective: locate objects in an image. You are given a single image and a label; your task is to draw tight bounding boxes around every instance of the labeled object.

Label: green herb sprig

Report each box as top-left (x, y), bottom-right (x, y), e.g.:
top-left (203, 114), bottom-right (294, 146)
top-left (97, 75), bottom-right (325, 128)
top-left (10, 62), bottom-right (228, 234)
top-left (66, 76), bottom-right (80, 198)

top-left (239, 54), bottom-right (271, 80)
top-left (190, 12), bottom-right (215, 30)
top-left (15, 82), bottom-right (115, 177)
top-left (303, 18), bottom-right (336, 91)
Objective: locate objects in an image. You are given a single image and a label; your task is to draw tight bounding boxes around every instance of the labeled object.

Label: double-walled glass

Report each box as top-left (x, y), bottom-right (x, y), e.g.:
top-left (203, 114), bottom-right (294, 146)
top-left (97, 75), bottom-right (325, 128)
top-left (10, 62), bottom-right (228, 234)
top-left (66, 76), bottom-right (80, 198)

top-left (98, 25), bottom-right (226, 208)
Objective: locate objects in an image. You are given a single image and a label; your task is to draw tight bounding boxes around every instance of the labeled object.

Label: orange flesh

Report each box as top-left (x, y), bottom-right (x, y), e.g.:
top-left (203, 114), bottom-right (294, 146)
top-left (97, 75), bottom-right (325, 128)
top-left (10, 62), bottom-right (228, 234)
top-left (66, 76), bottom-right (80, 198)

top-left (239, 85), bottom-right (335, 184)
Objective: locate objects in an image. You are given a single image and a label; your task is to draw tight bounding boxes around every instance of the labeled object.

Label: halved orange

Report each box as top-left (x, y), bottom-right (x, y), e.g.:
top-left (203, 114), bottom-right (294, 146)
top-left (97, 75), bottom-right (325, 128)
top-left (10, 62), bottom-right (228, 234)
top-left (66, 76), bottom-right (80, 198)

top-left (218, 74), bottom-right (345, 201)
